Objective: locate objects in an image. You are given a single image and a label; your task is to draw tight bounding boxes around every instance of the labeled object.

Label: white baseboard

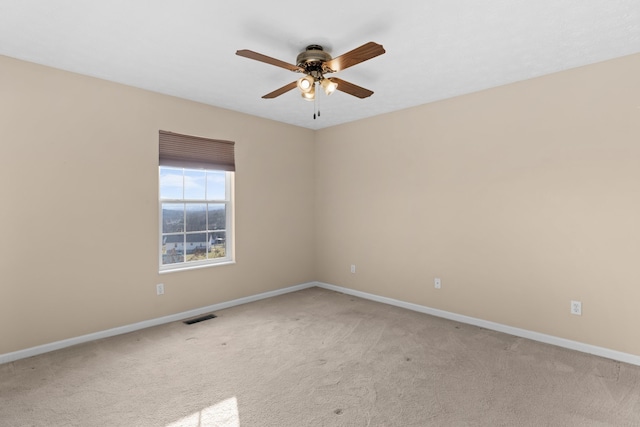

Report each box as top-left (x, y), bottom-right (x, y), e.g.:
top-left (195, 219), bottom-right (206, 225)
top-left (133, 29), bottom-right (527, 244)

top-left (4, 281), bottom-right (639, 367)
top-left (0, 282), bottom-right (316, 365)
top-left (315, 281), bottom-right (640, 367)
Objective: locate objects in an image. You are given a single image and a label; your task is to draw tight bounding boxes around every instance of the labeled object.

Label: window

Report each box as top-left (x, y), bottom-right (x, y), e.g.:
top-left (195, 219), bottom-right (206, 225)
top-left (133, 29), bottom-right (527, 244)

top-left (159, 131), bottom-right (235, 271)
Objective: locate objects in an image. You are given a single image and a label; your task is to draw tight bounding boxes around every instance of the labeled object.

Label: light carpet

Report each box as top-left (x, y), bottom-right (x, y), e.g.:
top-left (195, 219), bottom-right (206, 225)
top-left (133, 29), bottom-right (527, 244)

top-left (1, 287), bottom-right (639, 426)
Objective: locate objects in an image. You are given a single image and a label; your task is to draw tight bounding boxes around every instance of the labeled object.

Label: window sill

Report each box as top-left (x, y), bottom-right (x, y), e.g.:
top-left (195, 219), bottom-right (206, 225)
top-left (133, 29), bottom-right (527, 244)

top-left (159, 260), bottom-right (236, 274)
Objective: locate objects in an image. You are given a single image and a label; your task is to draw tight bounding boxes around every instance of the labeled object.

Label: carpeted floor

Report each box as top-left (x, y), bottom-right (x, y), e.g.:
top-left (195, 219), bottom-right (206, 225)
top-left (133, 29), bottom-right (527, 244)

top-left (1, 287), bottom-right (639, 426)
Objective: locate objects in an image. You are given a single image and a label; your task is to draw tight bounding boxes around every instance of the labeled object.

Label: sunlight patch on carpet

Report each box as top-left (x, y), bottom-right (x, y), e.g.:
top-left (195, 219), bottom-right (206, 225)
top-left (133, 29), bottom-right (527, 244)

top-left (166, 397), bottom-right (239, 427)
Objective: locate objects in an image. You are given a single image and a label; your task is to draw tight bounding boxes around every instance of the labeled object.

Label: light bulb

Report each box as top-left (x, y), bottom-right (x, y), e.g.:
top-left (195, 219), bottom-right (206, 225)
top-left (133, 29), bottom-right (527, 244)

top-left (321, 78), bottom-right (338, 95)
top-left (297, 75), bottom-right (315, 93)
top-left (301, 88), bottom-right (315, 101)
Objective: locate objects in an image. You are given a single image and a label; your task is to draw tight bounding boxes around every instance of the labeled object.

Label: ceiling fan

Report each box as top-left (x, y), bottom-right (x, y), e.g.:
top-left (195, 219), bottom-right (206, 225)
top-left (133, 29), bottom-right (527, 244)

top-left (236, 42), bottom-right (386, 101)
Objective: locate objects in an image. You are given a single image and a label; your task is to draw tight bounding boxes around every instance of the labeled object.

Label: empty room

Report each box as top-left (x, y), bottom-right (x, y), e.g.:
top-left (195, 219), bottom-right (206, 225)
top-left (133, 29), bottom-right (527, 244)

top-left (1, 1), bottom-right (640, 426)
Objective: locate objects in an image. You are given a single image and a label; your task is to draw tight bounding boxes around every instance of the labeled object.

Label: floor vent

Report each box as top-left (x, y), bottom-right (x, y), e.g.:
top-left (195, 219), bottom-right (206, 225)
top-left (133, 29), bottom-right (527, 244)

top-left (183, 313), bottom-right (217, 325)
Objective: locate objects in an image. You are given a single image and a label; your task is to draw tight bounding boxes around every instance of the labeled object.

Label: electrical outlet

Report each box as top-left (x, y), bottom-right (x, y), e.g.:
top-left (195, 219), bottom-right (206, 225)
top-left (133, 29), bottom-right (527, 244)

top-left (570, 300), bottom-right (581, 315)
top-left (156, 283), bottom-right (165, 296)
top-left (350, 265), bottom-right (356, 274)
top-left (434, 277), bottom-right (441, 289)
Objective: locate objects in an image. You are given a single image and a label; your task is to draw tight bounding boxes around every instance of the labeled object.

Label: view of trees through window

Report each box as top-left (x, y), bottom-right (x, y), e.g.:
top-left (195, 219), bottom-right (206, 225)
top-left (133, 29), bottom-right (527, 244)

top-left (160, 167), bottom-right (231, 267)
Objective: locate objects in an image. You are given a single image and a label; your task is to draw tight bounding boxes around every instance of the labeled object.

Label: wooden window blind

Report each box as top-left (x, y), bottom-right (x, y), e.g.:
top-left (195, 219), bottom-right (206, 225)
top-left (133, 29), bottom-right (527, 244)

top-left (159, 130), bottom-right (235, 171)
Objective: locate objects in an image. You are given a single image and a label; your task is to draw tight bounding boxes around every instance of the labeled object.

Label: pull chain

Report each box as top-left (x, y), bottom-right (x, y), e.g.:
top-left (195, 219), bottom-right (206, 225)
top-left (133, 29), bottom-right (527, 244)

top-left (313, 82), bottom-right (318, 119)
top-left (311, 81), bottom-right (323, 120)
top-left (317, 84), bottom-right (321, 118)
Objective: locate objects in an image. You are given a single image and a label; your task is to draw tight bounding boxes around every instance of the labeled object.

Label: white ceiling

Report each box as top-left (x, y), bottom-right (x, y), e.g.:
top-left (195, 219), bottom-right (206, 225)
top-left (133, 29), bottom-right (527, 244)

top-left (1, 1), bottom-right (639, 130)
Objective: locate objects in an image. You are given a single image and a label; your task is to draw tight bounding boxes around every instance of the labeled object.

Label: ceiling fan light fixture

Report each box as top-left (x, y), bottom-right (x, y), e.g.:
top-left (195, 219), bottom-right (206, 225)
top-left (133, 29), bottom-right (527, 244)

top-left (321, 78), bottom-right (338, 95)
top-left (301, 85), bottom-right (315, 101)
top-left (237, 41), bottom-right (385, 103)
top-left (297, 75), bottom-right (315, 93)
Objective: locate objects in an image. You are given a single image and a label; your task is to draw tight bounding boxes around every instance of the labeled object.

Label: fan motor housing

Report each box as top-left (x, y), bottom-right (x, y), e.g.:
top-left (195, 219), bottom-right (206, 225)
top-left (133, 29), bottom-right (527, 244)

top-left (296, 45), bottom-right (331, 68)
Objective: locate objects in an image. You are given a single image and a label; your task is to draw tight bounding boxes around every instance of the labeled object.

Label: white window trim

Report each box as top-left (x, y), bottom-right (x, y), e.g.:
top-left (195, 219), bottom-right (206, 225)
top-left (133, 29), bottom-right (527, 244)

top-left (159, 168), bottom-right (234, 273)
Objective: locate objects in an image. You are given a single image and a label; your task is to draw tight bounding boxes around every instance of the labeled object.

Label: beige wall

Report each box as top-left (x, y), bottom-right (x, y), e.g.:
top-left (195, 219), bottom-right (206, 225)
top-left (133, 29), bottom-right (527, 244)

top-left (3, 52), bottom-right (639, 358)
top-left (315, 54), bottom-right (640, 356)
top-left (0, 56), bottom-right (316, 354)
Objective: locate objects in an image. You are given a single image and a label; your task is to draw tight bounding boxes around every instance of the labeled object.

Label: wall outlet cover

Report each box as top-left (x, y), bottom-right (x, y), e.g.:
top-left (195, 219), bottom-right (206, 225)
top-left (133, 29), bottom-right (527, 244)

top-left (570, 300), bottom-right (582, 315)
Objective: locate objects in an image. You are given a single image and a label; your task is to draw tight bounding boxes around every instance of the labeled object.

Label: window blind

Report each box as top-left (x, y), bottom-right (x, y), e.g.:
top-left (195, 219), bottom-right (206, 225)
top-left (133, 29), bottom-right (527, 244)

top-left (159, 130), bottom-right (235, 171)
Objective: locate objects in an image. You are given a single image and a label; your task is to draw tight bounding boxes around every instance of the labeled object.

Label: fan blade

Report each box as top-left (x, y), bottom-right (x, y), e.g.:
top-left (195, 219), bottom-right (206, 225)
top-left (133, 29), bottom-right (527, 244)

top-left (236, 49), bottom-right (302, 72)
top-left (324, 42), bottom-right (385, 72)
top-left (331, 78), bottom-right (374, 99)
top-left (262, 81), bottom-right (298, 99)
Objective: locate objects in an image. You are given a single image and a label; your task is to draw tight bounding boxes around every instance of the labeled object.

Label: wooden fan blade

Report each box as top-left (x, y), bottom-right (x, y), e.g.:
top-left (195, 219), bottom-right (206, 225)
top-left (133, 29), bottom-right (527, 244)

top-left (236, 49), bottom-right (303, 72)
top-left (331, 78), bottom-right (374, 98)
top-left (262, 81), bottom-right (298, 99)
top-left (324, 42), bottom-right (385, 72)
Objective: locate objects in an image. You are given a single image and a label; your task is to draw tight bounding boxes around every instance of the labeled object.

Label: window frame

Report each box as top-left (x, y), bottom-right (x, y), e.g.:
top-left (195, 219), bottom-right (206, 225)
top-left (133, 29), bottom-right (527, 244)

top-left (159, 166), bottom-right (234, 273)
